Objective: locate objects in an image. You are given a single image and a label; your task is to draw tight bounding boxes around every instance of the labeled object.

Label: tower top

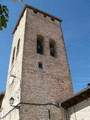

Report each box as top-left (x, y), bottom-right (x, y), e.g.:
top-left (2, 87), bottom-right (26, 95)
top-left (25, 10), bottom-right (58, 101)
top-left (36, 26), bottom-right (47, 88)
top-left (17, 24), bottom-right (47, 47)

top-left (13, 4), bottom-right (62, 34)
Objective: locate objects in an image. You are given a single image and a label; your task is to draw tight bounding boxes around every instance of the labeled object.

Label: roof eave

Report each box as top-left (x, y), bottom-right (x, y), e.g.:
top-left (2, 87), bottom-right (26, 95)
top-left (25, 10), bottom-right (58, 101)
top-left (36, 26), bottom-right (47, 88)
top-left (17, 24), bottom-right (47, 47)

top-left (61, 87), bottom-right (90, 109)
top-left (12, 4), bottom-right (62, 34)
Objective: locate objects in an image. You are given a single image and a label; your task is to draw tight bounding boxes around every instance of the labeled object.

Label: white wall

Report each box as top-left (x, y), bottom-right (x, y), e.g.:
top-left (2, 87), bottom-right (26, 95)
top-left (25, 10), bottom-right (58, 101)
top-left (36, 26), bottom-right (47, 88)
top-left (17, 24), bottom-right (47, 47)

top-left (67, 97), bottom-right (90, 120)
top-left (0, 9), bottom-right (27, 120)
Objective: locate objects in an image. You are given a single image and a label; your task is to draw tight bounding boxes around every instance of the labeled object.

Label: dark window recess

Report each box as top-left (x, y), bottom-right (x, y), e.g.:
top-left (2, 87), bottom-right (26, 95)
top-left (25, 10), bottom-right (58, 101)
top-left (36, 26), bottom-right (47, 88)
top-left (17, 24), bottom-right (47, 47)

top-left (9, 97), bottom-right (15, 106)
top-left (51, 18), bottom-right (55, 21)
top-left (44, 14), bottom-right (47, 17)
top-left (48, 109), bottom-right (51, 120)
top-left (37, 35), bottom-right (44, 54)
top-left (33, 10), bottom-right (38, 14)
top-left (12, 47), bottom-right (16, 64)
top-left (16, 39), bottom-right (20, 57)
top-left (49, 40), bottom-right (56, 57)
top-left (38, 62), bottom-right (43, 69)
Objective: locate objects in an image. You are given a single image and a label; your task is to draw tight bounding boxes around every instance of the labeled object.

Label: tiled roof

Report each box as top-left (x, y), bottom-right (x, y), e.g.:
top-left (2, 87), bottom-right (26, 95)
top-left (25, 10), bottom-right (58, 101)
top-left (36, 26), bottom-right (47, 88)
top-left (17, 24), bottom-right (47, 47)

top-left (61, 87), bottom-right (90, 108)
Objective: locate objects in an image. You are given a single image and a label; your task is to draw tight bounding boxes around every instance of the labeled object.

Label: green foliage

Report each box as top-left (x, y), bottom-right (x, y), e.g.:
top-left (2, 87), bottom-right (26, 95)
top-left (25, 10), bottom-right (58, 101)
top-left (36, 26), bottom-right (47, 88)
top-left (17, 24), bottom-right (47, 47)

top-left (0, 4), bottom-right (9, 30)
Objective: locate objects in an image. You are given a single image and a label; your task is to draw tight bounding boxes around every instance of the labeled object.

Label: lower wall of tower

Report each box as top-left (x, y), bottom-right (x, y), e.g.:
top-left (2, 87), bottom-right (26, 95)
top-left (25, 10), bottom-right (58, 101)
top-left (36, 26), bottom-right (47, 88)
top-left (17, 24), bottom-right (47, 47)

top-left (19, 104), bottom-right (65, 120)
top-left (1, 108), bottom-right (19, 120)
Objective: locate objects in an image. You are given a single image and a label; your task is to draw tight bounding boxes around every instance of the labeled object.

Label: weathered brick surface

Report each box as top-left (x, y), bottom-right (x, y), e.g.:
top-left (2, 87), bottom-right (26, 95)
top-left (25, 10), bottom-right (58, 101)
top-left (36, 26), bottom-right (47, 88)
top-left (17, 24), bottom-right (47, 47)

top-left (21, 8), bottom-right (73, 104)
top-left (20, 104), bottom-right (64, 120)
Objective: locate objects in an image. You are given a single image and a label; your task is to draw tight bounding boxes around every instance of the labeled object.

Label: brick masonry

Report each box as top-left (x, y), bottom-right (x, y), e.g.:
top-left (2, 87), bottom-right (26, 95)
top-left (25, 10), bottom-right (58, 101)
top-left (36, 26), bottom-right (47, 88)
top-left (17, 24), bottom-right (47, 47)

top-left (21, 8), bottom-right (73, 104)
top-left (20, 8), bottom-right (73, 120)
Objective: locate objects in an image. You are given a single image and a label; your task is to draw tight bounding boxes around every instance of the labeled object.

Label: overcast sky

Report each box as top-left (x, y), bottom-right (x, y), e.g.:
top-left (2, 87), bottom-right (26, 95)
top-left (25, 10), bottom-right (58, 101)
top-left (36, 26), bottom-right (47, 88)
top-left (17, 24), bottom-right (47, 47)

top-left (0, 0), bottom-right (90, 93)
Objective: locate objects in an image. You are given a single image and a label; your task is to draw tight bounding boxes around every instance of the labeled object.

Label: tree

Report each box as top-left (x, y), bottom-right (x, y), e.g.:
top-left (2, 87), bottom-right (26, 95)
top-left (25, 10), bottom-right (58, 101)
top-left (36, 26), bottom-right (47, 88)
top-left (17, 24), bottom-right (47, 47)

top-left (0, 4), bottom-right (9, 30)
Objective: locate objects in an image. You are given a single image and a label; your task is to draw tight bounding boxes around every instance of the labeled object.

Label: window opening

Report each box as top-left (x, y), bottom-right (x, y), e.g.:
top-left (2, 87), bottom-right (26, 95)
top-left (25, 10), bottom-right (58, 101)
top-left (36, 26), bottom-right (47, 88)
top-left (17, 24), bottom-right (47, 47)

top-left (51, 18), bottom-right (55, 21)
top-left (12, 47), bottom-right (16, 64)
top-left (37, 35), bottom-right (44, 55)
top-left (16, 39), bottom-right (20, 57)
top-left (38, 62), bottom-right (43, 69)
top-left (33, 10), bottom-right (38, 14)
top-left (49, 40), bottom-right (56, 57)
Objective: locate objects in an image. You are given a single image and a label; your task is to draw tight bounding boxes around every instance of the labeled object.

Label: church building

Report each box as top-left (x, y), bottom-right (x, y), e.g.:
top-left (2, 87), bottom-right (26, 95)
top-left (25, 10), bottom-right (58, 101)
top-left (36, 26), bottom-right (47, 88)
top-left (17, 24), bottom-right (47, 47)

top-left (0, 5), bottom-right (90, 120)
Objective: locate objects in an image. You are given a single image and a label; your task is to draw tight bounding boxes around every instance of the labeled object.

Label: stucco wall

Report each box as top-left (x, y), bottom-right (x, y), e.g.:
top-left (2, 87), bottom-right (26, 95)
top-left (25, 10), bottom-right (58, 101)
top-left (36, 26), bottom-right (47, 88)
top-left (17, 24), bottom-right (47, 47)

top-left (67, 97), bottom-right (90, 120)
top-left (1, 9), bottom-right (27, 120)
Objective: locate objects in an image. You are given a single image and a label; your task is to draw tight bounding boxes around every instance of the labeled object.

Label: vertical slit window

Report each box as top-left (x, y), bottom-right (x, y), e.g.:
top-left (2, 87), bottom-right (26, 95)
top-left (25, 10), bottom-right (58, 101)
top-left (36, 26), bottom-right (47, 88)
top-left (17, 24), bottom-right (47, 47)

top-left (49, 40), bottom-right (56, 57)
top-left (37, 35), bottom-right (44, 55)
top-left (16, 39), bottom-right (20, 57)
top-left (38, 62), bottom-right (43, 69)
top-left (48, 109), bottom-right (51, 120)
top-left (12, 47), bottom-right (16, 64)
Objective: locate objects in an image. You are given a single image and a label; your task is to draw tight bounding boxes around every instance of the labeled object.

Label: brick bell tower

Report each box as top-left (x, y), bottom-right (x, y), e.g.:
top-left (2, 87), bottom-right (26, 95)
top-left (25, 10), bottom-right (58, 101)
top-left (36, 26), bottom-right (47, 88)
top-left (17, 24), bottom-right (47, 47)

top-left (1, 5), bottom-right (73, 120)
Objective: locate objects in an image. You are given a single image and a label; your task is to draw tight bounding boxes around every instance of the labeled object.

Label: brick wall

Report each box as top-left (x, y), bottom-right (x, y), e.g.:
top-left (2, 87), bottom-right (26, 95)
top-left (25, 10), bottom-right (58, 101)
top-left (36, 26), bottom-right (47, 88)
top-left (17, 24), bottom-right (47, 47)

top-left (20, 8), bottom-right (73, 120)
top-left (21, 8), bottom-right (73, 104)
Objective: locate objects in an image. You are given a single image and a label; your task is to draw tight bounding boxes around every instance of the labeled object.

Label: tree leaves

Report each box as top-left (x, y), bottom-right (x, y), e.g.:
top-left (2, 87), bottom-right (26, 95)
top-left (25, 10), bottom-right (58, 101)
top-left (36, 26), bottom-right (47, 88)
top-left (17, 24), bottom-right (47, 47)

top-left (0, 4), bottom-right (9, 30)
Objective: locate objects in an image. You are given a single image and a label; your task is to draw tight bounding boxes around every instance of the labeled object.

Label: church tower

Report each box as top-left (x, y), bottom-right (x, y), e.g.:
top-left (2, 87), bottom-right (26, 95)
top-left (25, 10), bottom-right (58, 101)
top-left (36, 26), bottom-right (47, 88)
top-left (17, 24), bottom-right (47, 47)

top-left (1, 5), bottom-right (73, 120)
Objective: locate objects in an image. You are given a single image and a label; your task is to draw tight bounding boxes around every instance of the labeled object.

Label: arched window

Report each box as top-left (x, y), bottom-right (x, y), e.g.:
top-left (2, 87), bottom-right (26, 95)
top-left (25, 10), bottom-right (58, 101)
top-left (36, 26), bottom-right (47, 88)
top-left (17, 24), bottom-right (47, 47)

top-left (37, 35), bottom-right (44, 55)
top-left (12, 47), bottom-right (16, 64)
top-left (16, 39), bottom-right (20, 57)
top-left (49, 39), bottom-right (56, 57)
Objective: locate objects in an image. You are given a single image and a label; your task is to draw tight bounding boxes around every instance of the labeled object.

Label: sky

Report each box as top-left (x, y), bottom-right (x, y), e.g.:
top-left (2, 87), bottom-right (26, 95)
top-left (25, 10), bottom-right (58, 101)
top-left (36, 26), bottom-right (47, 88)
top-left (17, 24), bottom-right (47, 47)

top-left (0, 0), bottom-right (90, 93)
